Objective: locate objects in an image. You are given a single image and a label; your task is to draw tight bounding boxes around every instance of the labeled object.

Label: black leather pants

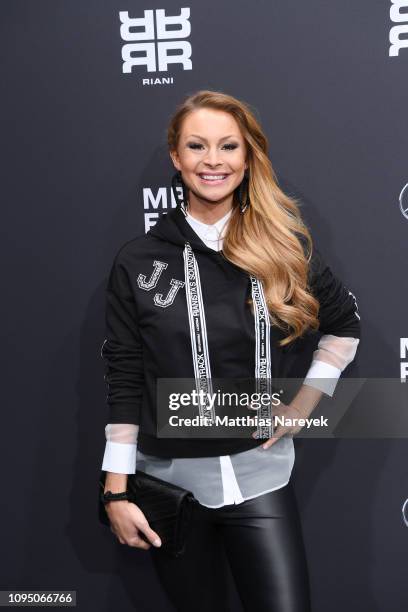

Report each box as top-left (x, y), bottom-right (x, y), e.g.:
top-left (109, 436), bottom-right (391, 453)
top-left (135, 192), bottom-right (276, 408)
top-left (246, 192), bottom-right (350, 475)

top-left (150, 481), bottom-right (311, 612)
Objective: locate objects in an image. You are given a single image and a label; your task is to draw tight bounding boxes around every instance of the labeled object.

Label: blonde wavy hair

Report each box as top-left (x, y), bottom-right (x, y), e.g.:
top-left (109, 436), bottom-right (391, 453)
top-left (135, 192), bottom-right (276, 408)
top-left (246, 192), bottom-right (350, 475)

top-left (167, 90), bottom-right (320, 347)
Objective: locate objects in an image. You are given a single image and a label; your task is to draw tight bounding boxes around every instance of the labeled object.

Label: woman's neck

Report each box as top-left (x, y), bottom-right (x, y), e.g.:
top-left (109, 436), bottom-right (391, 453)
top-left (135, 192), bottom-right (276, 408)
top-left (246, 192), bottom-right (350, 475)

top-left (186, 192), bottom-right (234, 225)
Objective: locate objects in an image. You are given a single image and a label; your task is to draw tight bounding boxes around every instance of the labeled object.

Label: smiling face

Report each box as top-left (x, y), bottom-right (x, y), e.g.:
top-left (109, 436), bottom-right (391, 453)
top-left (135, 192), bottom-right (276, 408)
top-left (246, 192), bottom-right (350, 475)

top-left (170, 108), bottom-right (248, 213)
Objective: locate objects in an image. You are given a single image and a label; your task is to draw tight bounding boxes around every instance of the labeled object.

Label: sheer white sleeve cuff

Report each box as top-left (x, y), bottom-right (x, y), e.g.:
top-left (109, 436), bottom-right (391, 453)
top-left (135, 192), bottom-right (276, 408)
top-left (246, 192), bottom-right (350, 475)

top-left (303, 335), bottom-right (360, 397)
top-left (303, 359), bottom-right (342, 397)
top-left (105, 423), bottom-right (139, 444)
top-left (101, 423), bottom-right (139, 474)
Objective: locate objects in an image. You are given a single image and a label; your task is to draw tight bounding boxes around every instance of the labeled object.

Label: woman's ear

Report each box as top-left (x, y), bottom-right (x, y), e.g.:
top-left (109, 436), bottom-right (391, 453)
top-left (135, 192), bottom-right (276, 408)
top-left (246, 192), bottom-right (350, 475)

top-left (170, 150), bottom-right (181, 171)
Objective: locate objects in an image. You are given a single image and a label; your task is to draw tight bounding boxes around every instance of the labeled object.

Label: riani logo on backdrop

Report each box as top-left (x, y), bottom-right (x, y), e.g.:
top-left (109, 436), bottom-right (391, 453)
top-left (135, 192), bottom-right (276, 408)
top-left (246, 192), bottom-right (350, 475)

top-left (142, 186), bottom-right (181, 232)
top-left (119, 8), bottom-right (192, 85)
top-left (389, 0), bottom-right (408, 56)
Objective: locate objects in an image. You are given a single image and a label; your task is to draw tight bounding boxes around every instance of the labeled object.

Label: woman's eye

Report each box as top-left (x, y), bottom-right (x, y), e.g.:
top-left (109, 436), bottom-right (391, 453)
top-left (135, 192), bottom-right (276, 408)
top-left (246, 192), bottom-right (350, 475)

top-left (187, 143), bottom-right (238, 151)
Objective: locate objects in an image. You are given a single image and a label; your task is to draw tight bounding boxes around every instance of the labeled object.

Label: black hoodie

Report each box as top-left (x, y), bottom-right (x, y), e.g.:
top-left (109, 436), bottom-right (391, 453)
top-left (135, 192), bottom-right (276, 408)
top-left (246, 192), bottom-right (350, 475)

top-left (101, 205), bottom-right (361, 458)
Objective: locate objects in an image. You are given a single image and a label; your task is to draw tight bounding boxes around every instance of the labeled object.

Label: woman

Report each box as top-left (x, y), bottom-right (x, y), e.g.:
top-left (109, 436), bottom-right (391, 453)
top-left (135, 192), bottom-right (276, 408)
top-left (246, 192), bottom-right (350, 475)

top-left (100, 90), bottom-right (361, 611)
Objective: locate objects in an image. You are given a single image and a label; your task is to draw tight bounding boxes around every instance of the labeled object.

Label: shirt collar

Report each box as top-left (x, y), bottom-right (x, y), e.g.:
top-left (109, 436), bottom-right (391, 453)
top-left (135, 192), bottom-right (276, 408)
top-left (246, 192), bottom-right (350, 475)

top-left (186, 208), bottom-right (233, 242)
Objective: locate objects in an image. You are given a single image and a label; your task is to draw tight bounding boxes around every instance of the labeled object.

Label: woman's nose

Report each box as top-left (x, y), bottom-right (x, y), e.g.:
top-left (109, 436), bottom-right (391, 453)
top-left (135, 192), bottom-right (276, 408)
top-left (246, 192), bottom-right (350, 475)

top-left (203, 147), bottom-right (222, 166)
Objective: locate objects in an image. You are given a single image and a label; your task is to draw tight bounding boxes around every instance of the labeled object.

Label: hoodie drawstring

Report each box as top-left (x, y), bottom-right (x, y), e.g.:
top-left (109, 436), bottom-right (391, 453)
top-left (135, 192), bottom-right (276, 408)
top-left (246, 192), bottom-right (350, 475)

top-left (183, 241), bottom-right (274, 439)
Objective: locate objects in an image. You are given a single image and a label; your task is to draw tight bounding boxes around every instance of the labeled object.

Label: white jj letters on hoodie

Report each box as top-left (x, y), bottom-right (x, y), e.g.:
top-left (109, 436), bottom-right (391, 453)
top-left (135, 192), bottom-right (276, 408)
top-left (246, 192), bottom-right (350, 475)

top-left (137, 259), bottom-right (185, 308)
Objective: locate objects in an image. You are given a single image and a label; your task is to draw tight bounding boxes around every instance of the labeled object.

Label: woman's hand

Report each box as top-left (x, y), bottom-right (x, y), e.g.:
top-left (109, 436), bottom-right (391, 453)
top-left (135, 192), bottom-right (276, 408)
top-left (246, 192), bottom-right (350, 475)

top-left (252, 402), bottom-right (305, 449)
top-left (251, 383), bottom-right (324, 450)
top-left (105, 499), bottom-right (162, 550)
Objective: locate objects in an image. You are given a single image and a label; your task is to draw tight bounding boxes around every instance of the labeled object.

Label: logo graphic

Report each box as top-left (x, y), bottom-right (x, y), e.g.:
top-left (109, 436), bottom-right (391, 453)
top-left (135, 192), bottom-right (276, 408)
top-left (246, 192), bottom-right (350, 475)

top-left (143, 187), bottom-right (180, 232)
top-left (402, 497), bottom-right (408, 527)
top-left (137, 260), bottom-right (168, 290)
top-left (401, 338), bottom-right (408, 381)
top-left (399, 183), bottom-right (408, 220)
top-left (120, 8), bottom-right (192, 76)
top-left (137, 260), bottom-right (185, 308)
top-left (154, 279), bottom-right (185, 308)
top-left (389, 1), bottom-right (408, 56)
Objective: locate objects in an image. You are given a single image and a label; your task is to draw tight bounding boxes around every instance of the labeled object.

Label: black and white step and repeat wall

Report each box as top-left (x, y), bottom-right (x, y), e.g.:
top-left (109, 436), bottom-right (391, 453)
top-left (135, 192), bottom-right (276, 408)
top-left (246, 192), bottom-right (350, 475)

top-left (2, 2), bottom-right (408, 610)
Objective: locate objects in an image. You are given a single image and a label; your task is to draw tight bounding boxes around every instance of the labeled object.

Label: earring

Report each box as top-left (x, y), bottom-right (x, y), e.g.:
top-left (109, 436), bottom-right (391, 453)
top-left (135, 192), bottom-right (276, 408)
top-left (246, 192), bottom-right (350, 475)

top-left (237, 170), bottom-right (250, 214)
top-left (171, 171), bottom-right (189, 217)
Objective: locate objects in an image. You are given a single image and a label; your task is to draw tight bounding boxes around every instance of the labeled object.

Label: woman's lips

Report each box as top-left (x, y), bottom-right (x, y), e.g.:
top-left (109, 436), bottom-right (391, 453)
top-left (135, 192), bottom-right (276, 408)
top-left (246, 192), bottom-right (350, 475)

top-left (197, 173), bottom-right (230, 185)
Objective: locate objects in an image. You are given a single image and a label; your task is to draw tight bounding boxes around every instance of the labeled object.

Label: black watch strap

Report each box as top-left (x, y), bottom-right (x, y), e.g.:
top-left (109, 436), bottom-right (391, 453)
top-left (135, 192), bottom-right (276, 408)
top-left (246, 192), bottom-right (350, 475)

top-left (101, 489), bottom-right (129, 504)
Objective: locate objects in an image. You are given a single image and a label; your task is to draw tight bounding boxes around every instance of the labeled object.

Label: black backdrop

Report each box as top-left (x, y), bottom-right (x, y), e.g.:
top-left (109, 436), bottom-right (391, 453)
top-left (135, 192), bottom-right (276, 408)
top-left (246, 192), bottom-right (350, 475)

top-left (2, 2), bottom-right (408, 610)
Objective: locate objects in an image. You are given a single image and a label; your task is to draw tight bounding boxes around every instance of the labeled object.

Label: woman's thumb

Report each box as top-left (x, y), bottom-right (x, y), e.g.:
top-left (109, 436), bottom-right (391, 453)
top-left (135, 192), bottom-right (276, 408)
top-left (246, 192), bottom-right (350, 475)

top-left (139, 523), bottom-right (162, 547)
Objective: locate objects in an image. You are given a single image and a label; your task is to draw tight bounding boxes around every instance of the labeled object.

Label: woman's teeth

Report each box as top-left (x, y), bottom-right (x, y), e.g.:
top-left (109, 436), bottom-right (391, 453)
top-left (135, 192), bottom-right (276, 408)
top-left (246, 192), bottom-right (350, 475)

top-left (199, 174), bottom-right (228, 182)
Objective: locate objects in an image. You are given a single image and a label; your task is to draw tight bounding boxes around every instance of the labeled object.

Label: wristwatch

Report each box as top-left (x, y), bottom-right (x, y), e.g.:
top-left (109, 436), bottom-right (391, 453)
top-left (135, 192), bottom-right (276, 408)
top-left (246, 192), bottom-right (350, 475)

top-left (100, 489), bottom-right (129, 504)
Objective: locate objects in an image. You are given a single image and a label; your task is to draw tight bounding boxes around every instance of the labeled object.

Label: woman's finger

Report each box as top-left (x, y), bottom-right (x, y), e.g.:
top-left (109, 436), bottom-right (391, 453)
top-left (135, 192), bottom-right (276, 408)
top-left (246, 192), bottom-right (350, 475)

top-left (262, 426), bottom-right (287, 448)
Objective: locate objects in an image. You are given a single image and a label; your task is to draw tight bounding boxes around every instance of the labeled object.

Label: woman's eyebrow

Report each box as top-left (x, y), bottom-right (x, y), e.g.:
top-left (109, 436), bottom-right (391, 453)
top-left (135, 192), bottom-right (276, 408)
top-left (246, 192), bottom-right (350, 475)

top-left (186, 134), bottom-right (238, 142)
